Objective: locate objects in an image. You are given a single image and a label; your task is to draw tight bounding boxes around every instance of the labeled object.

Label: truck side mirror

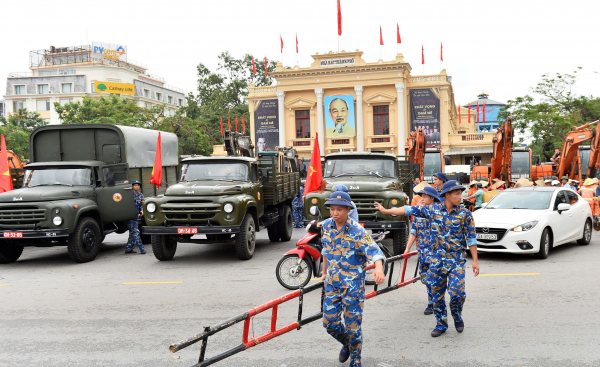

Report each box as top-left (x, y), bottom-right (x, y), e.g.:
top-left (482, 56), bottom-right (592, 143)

top-left (445, 156), bottom-right (451, 166)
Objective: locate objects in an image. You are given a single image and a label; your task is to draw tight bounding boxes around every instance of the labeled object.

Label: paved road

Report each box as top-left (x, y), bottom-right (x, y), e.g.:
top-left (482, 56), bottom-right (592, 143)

top-left (1, 229), bottom-right (599, 367)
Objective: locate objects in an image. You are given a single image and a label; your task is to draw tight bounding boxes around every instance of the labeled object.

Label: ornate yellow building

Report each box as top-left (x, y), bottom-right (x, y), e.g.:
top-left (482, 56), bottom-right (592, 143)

top-left (214, 50), bottom-right (493, 166)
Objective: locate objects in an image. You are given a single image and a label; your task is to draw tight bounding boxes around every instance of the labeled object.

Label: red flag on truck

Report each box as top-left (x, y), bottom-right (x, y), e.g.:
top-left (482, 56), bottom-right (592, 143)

top-left (235, 116), bottom-right (238, 132)
top-left (304, 133), bottom-right (322, 195)
top-left (150, 132), bottom-right (162, 189)
top-left (242, 115), bottom-right (246, 133)
top-left (0, 134), bottom-right (13, 193)
top-left (220, 117), bottom-right (224, 136)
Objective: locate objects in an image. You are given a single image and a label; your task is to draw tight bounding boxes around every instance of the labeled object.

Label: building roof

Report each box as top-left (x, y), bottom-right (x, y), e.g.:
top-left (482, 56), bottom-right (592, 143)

top-left (464, 98), bottom-right (505, 106)
top-left (444, 146), bottom-right (493, 156)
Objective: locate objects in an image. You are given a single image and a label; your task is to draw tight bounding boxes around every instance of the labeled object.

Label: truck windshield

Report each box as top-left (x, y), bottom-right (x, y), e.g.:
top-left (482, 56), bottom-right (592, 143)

top-left (511, 151), bottom-right (530, 180)
top-left (180, 163), bottom-right (249, 181)
top-left (579, 148), bottom-right (590, 179)
top-left (24, 167), bottom-right (93, 187)
top-left (324, 158), bottom-right (395, 178)
top-left (486, 190), bottom-right (552, 210)
top-left (423, 153), bottom-right (442, 182)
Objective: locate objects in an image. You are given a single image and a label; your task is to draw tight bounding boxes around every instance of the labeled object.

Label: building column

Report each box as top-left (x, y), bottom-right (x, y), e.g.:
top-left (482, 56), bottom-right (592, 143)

top-left (354, 86), bottom-right (364, 152)
top-left (395, 83), bottom-right (406, 149)
top-left (276, 91), bottom-right (286, 147)
top-left (314, 88), bottom-right (325, 153)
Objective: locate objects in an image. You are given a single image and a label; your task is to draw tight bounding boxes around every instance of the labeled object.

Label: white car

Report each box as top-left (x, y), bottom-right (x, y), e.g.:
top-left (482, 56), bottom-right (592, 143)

top-left (472, 187), bottom-right (593, 259)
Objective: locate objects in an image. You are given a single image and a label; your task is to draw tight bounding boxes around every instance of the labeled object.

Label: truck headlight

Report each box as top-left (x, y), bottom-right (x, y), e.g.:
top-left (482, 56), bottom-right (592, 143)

top-left (223, 203), bottom-right (234, 213)
top-left (310, 206), bottom-right (318, 216)
top-left (511, 221), bottom-right (538, 232)
top-left (53, 216), bottom-right (63, 226)
top-left (146, 203), bottom-right (156, 213)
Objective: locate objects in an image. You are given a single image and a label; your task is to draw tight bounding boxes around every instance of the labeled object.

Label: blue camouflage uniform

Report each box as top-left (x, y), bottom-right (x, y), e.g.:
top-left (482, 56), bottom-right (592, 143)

top-left (404, 203), bottom-right (476, 331)
top-left (321, 218), bottom-right (385, 367)
top-left (125, 191), bottom-right (145, 252)
top-left (410, 216), bottom-right (433, 309)
top-left (292, 186), bottom-right (305, 228)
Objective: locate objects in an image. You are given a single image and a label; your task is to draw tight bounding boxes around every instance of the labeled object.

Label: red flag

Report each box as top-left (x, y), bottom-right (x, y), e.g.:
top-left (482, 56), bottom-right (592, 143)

top-left (459, 104), bottom-right (461, 124)
top-left (235, 116), bottom-right (238, 132)
top-left (380, 26), bottom-right (384, 45)
top-left (304, 133), bottom-right (322, 195)
top-left (468, 103), bottom-right (471, 124)
top-left (265, 57), bottom-right (268, 75)
top-left (228, 116), bottom-right (231, 130)
top-left (296, 33), bottom-right (298, 53)
top-left (220, 117), bottom-right (224, 136)
top-left (242, 115), bottom-right (246, 133)
top-left (476, 102), bottom-right (480, 123)
top-left (280, 34), bottom-right (284, 53)
top-left (397, 23), bottom-right (401, 43)
top-left (252, 56), bottom-right (256, 75)
top-left (421, 45), bottom-right (424, 64)
top-left (149, 132), bottom-right (162, 189)
top-left (440, 42), bottom-right (443, 61)
top-left (483, 102), bottom-right (486, 123)
top-left (0, 134), bottom-right (13, 193)
top-left (337, 0), bottom-right (342, 36)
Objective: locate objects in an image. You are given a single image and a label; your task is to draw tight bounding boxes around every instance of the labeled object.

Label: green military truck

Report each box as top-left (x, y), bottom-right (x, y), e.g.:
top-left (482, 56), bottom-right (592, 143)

top-left (0, 124), bottom-right (178, 264)
top-left (143, 130), bottom-right (300, 261)
top-left (303, 152), bottom-right (413, 255)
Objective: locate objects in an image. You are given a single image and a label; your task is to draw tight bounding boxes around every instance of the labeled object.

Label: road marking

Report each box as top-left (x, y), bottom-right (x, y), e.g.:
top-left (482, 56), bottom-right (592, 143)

top-left (0, 284), bottom-right (7, 287)
top-left (122, 281), bottom-right (183, 285)
top-left (479, 273), bottom-right (540, 277)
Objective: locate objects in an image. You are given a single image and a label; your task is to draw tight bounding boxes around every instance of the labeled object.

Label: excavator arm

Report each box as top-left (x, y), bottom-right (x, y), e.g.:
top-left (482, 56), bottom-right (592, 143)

top-left (557, 120), bottom-right (599, 179)
top-left (405, 128), bottom-right (425, 181)
top-left (585, 120), bottom-right (600, 179)
top-left (490, 118), bottom-right (514, 182)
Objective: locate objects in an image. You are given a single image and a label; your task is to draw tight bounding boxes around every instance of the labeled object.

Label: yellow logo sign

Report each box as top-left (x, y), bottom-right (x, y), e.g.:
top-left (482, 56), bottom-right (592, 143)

top-left (113, 193), bottom-right (122, 202)
top-left (309, 166), bottom-right (317, 176)
top-left (94, 81), bottom-right (135, 96)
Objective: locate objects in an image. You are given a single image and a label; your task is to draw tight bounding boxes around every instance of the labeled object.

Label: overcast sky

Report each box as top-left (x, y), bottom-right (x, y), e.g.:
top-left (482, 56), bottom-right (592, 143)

top-left (1, 0), bottom-right (599, 107)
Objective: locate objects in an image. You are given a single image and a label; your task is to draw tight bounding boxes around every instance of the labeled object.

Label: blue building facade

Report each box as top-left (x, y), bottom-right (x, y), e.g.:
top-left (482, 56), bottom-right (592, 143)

top-left (463, 93), bottom-right (505, 133)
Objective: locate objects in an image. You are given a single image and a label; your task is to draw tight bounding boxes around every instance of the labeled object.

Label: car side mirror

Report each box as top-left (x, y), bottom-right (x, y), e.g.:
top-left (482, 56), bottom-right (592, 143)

top-left (557, 203), bottom-right (571, 213)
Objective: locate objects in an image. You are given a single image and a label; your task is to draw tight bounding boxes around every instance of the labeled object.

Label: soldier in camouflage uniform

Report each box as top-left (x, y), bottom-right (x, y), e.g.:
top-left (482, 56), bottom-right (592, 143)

top-left (125, 180), bottom-right (146, 254)
top-left (321, 191), bottom-right (385, 367)
top-left (375, 180), bottom-right (479, 337)
top-left (292, 181), bottom-right (305, 228)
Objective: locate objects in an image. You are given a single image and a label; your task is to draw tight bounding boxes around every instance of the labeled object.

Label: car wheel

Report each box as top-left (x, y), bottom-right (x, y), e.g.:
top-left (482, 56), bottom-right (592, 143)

top-left (577, 219), bottom-right (592, 246)
top-left (535, 228), bottom-right (551, 259)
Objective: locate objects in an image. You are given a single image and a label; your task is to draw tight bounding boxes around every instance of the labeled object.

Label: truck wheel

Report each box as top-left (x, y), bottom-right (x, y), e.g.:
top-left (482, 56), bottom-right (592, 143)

top-left (152, 235), bottom-right (177, 261)
top-left (267, 224), bottom-right (280, 242)
top-left (0, 242), bottom-right (24, 264)
top-left (67, 217), bottom-right (101, 263)
top-left (277, 205), bottom-right (293, 242)
top-left (235, 214), bottom-right (256, 260)
top-left (392, 224), bottom-right (408, 256)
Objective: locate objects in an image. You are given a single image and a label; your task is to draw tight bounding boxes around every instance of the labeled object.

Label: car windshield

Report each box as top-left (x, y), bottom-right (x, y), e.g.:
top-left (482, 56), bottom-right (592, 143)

top-left (180, 162), bottom-right (249, 181)
top-left (24, 167), bottom-right (93, 187)
top-left (324, 158), bottom-right (396, 178)
top-left (485, 190), bottom-right (553, 210)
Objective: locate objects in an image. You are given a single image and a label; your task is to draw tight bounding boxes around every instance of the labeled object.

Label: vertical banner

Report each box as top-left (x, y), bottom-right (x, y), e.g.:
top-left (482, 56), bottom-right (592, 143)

top-left (253, 99), bottom-right (279, 155)
top-left (410, 88), bottom-right (440, 148)
top-left (324, 95), bottom-right (356, 137)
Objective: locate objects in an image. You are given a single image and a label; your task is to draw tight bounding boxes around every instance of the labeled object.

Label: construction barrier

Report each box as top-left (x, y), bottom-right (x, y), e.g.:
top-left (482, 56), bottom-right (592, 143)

top-left (169, 250), bottom-right (420, 367)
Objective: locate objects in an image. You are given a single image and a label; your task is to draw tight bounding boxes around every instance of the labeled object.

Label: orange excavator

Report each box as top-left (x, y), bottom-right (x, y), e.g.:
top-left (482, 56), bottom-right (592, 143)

top-left (585, 120), bottom-right (600, 179)
top-left (556, 120), bottom-right (600, 180)
top-left (405, 128), bottom-right (445, 184)
top-left (2, 150), bottom-right (25, 188)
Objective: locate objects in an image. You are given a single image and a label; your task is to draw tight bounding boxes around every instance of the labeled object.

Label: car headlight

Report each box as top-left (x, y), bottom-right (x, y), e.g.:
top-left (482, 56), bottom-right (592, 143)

top-left (510, 221), bottom-right (538, 232)
top-left (310, 206), bottom-right (318, 216)
top-left (53, 216), bottom-right (63, 226)
top-left (223, 203), bottom-right (234, 213)
top-left (146, 203), bottom-right (156, 213)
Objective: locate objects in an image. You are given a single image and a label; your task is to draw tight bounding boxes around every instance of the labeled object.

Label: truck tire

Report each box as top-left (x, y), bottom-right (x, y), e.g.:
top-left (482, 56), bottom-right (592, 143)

top-left (235, 214), bottom-right (256, 260)
top-left (152, 235), bottom-right (177, 261)
top-left (267, 224), bottom-right (280, 242)
top-left (277, 205), bottom-right (293, 242)
top-left (392, 223), bottom-right (408, 256)
top-left (67, 217), bottom-right (101, 263)
top-left (0, 242), bottom-right (24, 264)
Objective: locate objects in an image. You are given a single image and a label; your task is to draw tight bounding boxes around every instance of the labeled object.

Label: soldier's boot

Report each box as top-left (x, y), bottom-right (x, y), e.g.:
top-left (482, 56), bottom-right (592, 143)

top-left (424, 306), bottom-right (433, 315)
top-left (455, 320), bottom-right (464, 333)
top-left (339, 346), bottom-right (350, 363)
top-left (431, 328), bottom-right (445, 337)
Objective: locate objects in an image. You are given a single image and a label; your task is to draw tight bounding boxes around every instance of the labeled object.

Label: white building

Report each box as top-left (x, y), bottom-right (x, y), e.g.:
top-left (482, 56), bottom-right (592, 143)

top-left (4, 44), bottom-right (186, 125)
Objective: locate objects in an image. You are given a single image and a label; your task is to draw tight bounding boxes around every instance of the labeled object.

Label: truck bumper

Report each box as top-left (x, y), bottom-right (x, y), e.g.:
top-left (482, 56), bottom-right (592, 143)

top-left (142, 225), bottom-right (240, 235)
top-left (0, 229), bottom-right (70, 239)
top-left (302, 220), bottom-right (406, 230)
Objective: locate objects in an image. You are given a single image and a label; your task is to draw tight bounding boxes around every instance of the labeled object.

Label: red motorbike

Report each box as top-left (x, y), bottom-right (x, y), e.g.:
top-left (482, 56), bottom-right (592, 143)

top-left (275, 220), bottom-right (391, 290)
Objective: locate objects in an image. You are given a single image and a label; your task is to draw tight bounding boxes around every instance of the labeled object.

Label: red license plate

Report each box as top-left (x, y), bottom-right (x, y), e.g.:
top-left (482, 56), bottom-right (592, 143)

top-left (177, 228), bottom-right (198, 235)
top-left (359, 223), bottom-right (365, 227)
top-left (3, 232), bottom-right (23, 238)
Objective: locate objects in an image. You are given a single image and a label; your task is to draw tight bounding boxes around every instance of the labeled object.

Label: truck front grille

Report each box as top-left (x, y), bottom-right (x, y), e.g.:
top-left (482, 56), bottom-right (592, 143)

top-left (0, 206), bottom-right (46, 228)
top-left (352, 196), bottom-right (380, 220)
top-left (162, 202), bottom-right (220, 222)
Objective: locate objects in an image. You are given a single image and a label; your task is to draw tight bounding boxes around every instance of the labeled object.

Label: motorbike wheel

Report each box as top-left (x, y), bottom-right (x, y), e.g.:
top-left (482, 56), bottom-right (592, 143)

top-left (275, 254), bottom-right (313, 290)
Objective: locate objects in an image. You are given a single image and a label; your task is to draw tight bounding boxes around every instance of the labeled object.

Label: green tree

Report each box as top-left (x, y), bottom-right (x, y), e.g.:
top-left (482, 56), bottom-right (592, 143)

top-left (3, 108), bottom-right (46, 131)
top-left (499, 68), bottom-right (600, 160)
top-left (0, 109), bottom-right (45, 159)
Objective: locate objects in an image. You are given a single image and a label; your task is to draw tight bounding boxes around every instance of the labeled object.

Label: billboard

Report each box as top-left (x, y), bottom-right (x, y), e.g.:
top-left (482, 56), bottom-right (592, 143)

top-left (94, 81), bottom-right (135, 95)
top-left (254, 99), bottom-right (279, 154)
top-left (324, 95), bottom-right (355, 137)
top-left (92, 42), bottom-right (127, 62)
top-left (410, 88), bottom-right (440, 148)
